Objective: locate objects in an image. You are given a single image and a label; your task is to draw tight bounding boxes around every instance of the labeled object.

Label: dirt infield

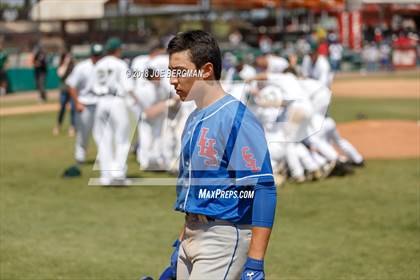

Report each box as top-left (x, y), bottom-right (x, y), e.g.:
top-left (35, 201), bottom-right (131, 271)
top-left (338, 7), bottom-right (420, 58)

top-left (0, 90), bottom-right (59, 103)
top-left (0, 103), bottom-right (59, 116)
top-left (337, 120), bottom-right (420, 159)
top-left (332, 79), bottom-right (420, 98)
top-left (0, 90), bottom-right (59, 116)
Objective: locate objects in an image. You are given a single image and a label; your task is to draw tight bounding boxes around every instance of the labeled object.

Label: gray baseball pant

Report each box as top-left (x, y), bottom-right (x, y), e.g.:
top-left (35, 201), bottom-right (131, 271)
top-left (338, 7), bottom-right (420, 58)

top-left (177, 217), bottom-right (252, 280)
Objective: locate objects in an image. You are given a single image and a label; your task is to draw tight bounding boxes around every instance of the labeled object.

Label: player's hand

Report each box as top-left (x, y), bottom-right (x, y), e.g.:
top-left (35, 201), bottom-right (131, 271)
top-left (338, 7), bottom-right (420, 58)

top-left (241, 257), bottom-right (265, 280)
top-left (158, 239), bottom-right (180, 280)
top-left (75, 102), bottom-right (85, 112)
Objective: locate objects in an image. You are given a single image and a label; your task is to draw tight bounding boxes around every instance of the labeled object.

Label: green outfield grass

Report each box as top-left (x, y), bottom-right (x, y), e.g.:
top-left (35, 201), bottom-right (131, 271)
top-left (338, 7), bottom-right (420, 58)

top-left (1, 106), bottom-right (419, 279)
top-left (330, 97), bottom-right (419, 123)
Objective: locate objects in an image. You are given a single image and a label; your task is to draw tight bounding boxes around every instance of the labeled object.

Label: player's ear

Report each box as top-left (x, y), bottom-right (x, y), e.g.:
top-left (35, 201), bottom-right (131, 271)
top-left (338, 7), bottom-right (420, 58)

top-left (200, 62), bottom-right (214, 80)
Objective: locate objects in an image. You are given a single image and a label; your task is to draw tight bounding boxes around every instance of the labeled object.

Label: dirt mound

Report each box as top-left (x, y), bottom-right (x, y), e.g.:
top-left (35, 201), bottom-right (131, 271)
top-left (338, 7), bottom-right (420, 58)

top-left (337, 120), bottom-right (420, 159)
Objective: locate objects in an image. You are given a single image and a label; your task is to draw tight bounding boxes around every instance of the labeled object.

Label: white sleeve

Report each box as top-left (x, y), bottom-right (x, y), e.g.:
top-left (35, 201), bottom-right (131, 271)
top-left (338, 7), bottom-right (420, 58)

top-left (224, 68), bottom-right (235, 82)
top-left (301, 56), bottom-right (311, 78)
top-left (239, 65), bottom-right (257, 80)
top-left (318, 62), bottom-right (331, 88)
top-left (132, 55), bottom-right (149, 72)
top-left (266, 73), bottom-right (283, 82)
top-left (121, 62), bottom-right (134, 93)
top-left (65, 64), bottom-right (81, 89)
top-left (269, 56), bottom-right (289, 73)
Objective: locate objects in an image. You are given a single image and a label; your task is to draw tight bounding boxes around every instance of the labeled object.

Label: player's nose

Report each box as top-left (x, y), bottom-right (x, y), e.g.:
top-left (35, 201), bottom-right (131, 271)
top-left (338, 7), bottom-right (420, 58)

top-left (169, 75), bottom-right (178, 87)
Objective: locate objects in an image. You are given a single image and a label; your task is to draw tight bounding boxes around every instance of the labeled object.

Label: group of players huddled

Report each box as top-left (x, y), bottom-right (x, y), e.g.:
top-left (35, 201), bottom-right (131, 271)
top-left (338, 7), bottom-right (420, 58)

top-left (65, 35), bottom-right (364, 185)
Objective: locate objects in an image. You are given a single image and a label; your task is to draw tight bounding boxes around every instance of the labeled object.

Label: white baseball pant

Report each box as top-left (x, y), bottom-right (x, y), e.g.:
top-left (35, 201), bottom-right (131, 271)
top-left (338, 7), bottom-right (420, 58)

top-left (284, 101), bottom-right (313, 178)
top-left (74, 104), bottom-right (96, 163)
top-left (137, 118), bottom-right (166, 170)
top-left (323, 117), bottom-right (364, 164)
top-left (93, 96), bottom-right (131, 182)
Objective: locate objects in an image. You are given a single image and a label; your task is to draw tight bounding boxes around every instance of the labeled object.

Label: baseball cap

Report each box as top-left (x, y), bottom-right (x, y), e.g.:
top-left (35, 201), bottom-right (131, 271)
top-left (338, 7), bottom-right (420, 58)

top-left (105, 37), bottom-right (122, 52)
top-left (253, 49), bottom-right (264, 57)
top-left (310, 42), bottom-right (319, 53)
top-left (90, 43), bottom-right (104, 56)
top-left (234, 52), bottom-right (244, 63)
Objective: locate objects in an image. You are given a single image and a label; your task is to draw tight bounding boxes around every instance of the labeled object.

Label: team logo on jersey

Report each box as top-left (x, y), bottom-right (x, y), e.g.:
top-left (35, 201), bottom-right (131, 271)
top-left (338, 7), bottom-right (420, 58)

top-left (241, 147), bottom-right (261, 172)
top-left (197, 127), bottom-right (218, 166)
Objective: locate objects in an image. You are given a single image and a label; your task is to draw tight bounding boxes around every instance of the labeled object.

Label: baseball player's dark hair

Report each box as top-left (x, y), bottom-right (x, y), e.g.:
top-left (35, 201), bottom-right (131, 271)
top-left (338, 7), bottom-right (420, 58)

top-left (283, 66), bottom-right (298, 76)
top-left (167, 30), bottom-right (222, 80)
top-left (149, 43), bottom-right (164, 53)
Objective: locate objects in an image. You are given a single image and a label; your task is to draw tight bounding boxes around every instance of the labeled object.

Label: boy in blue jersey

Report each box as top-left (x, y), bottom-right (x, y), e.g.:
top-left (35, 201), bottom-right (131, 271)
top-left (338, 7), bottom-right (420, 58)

top-left (160, 30), bottom-right (277, 280)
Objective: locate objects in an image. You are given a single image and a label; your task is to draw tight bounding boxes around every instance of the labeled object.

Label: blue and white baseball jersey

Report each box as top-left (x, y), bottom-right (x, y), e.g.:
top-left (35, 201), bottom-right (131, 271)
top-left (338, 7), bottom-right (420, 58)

top-left (175, 94), bottom-right (274, 225)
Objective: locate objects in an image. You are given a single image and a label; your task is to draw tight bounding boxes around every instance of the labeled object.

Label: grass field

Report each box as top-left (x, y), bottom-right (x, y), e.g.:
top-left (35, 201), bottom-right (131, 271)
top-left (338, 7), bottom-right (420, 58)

top-left (1, 96), bottom-right (419, 279)
top-left (329, 97), bottom-right (419, 123)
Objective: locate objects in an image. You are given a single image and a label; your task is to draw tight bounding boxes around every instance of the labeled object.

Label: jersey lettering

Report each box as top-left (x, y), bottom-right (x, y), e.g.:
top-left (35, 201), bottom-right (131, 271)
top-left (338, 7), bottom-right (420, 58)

top-left (97, 68), bottom-right (113, 85)
top-left (241, 146), bottom-right (261, 172)
top-left (197, 128), bottom-right (218, 166)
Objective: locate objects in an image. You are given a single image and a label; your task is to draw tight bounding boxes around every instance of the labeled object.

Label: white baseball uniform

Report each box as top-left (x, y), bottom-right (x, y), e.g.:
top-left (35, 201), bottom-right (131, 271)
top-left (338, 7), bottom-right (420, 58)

top-left (267, 55), bottom-right (289, 73)
top-left (310, 55), bottom-right (333, 88)
top-left (222, 80), bottom-right (287, 174)
top-left (131, 54), bottom-right (150, 73)
top-left (300, 54), bottom-right (312, 78)
top-left (262, 73), bottom-right (320, 179)
top-left (239, 64), bottom-right (257, 80)
top-left (301, 77), bottom-right (362, 166)
top-left (322, 117), bottom-right (364, 164)
top-left (129, 54), bottom-right (150, 117)
top-left (136, 79), bottom-right (170, 170)
top-left (131, 53), bottom-right (177, 170)
top-left (91, 55), bottom-right (133, 183)
top-left (254, 104), bottom-right (287, 174)
top-left (266, 73), bottom-right (313, 140)
top-left (65, 58), bottom-right (97, 163)
top-left (306, 114), bottom-right (339, 163)
top-left (299, 78), bottom-right (331, 116)
top-left (223, 64), bottom-right (257, 87)
top-left (300, 57), bottom-right (339, 167)
top-left (163, 100), bottom-right (196, 172)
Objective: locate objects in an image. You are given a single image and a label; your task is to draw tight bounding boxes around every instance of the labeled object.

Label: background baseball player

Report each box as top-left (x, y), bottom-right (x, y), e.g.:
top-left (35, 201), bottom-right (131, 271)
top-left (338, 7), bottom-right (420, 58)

top-left (301, 43), bottom-right (333, 88)
top-left (91, 38), bottom-right (134, 185)
top-left (53, 51), bottom-right (76, 137)
top-left (134, 68), bottom-right (179, 170)
top-left (255, 52), bottom-right (289, 74)
top-left (67, 43), bottom-right (104, 164)
top-left (249, 85), bottom-right (287, 177)
top-left (129, 45), bottom-right (178, 169)
top-left (247, 71), bottom-right (319, 182)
